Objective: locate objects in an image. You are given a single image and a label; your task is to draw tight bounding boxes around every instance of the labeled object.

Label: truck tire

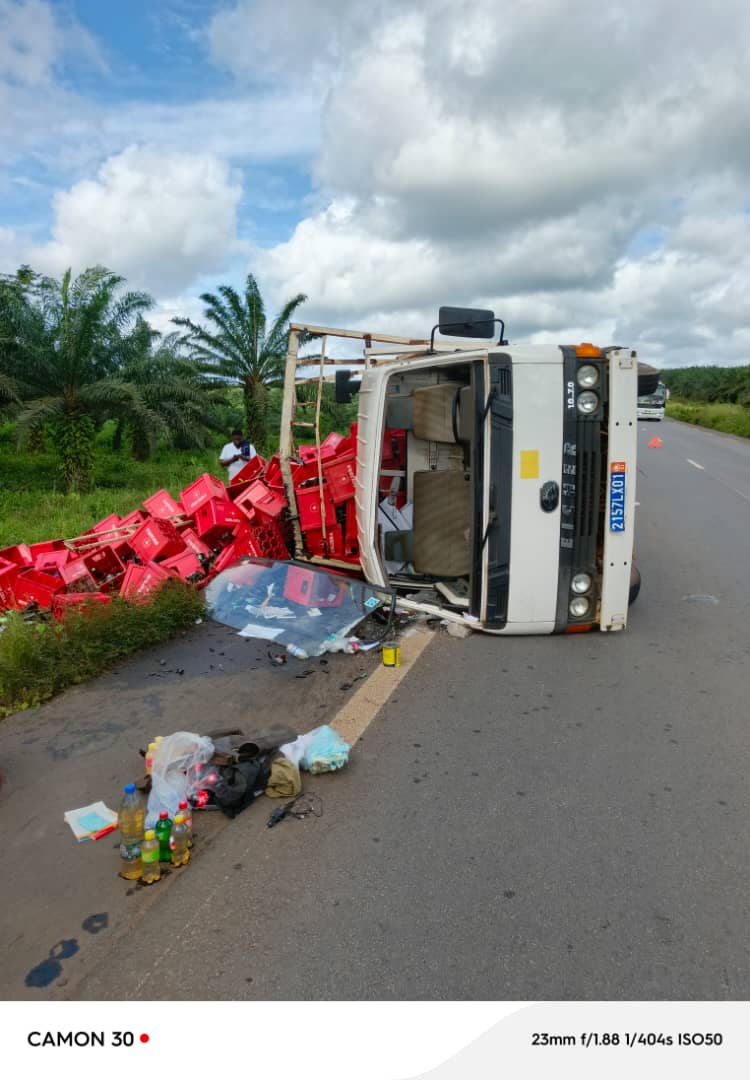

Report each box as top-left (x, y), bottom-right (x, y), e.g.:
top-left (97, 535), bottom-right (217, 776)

top-left (629, 565), bottom-right (641, 606)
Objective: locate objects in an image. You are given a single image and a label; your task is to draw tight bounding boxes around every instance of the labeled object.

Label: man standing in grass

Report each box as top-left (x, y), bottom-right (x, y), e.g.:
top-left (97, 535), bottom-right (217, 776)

top-left (219, 429), bottom-right (256, 482)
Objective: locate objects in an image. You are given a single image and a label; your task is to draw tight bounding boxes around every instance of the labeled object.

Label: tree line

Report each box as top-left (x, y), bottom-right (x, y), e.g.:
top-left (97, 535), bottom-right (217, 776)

top-left (0, 265), bottom-right (305, 490)
top-left (662, 365), bottom-right (750, 406)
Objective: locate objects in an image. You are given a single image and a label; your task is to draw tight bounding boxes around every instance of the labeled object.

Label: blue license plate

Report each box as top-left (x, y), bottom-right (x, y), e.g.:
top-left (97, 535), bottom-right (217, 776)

top-left (609, 462), bottom-right (626, 532)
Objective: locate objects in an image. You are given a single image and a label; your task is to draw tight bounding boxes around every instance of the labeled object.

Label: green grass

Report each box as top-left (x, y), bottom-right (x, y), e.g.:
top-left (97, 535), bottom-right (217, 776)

top-left (0, 427), bottom-right (221, 547)
top-left (0, 581), bottom-right (206, 716)
top-left (666, 399), bottom-right (750, 438)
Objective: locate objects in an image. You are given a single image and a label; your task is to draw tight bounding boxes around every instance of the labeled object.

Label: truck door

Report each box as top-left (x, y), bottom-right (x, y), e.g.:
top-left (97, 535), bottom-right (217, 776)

top-left (503, 352), bottom-right (563, 631)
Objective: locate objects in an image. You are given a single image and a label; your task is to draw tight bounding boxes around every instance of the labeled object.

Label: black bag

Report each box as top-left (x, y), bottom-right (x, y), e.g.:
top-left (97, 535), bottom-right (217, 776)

top-left (200, 754), bottom-right (275, 818)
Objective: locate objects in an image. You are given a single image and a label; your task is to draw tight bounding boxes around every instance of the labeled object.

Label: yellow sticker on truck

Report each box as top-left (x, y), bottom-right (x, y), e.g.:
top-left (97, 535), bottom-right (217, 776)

top-left (519, 450), bottom-right (539, 480)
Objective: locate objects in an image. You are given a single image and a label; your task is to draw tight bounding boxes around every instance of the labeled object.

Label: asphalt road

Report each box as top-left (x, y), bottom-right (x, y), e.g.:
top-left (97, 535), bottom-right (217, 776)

top-left (2, 417), bottom-right (749, 1000)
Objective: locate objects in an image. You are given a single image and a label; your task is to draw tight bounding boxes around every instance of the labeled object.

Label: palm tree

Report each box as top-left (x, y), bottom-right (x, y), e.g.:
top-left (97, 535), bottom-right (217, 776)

top-left (1, 266), bottom-right (158, 490)
top-left (114, 321), bottom-right (230, 460)
top-left (173, 273), bottom-right (306, 449)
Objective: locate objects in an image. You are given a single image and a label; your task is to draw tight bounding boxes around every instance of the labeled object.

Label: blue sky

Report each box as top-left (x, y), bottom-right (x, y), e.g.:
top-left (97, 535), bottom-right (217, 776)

top-left (2, 0), bottom-right (750, 365)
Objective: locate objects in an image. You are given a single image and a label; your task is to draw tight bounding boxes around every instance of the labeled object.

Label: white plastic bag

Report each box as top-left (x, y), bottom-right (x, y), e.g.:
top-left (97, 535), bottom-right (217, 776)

top-left (146, 731), bottom-right (215, 826)
top-left (279, 725), bottom-right (350, 775)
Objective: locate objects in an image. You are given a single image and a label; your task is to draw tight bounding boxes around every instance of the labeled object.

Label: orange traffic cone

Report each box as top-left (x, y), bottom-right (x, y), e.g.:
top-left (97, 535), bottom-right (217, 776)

top-left (648, 435), bottom-right (662, 448)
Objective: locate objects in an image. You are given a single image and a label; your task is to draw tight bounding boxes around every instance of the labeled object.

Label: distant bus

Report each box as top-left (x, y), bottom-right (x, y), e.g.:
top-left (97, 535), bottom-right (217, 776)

top-left (637, 380), bottom-right (668, 421)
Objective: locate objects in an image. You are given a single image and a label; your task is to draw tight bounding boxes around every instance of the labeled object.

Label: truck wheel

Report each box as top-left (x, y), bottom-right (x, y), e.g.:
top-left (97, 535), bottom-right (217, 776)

top-left (629, 565), bottom-right (641, 606)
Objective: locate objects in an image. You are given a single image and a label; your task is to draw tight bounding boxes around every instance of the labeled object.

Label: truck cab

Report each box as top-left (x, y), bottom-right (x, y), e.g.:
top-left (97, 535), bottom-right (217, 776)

top-left (279, 310), bottom-right (641, 634)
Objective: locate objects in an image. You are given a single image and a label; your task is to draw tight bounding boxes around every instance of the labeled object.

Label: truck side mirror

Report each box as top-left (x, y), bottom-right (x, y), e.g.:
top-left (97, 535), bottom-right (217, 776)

top-left (438, 306), bottom-right (496, 339)
top-left (335, 369), bottom-right (361, 404)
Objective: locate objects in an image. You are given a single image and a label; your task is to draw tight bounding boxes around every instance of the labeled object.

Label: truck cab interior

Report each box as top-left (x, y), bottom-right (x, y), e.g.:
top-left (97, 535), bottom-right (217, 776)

top-left (378, 360), bottom-right (478, 609)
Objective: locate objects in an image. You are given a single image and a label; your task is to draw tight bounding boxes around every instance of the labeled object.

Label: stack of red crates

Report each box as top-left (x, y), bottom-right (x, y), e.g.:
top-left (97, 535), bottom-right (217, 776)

top-left (0, 428), bottom-right (410, 614)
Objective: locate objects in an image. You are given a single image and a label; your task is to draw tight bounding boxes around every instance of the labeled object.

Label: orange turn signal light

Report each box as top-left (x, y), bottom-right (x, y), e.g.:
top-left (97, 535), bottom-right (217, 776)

top-left (566, 623), bottom-right (593, 634)
top-left (575, 343), bottom-right (601, 358)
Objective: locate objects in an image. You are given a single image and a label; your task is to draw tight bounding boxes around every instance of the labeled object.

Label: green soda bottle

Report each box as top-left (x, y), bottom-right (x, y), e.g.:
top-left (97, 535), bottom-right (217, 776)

top-left (141, 830), bottom-right (161, 884)
top-left (170, 813), bottom-right (190, 868)
top-left (155, 810), bottom-right (173, 862)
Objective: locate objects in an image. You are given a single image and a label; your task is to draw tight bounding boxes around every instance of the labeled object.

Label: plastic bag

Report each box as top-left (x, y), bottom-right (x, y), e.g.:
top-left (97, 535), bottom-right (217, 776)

top-left (279, 725), bottom-right (350, 775)
top-left (146, 731), bottom-right (215, 826)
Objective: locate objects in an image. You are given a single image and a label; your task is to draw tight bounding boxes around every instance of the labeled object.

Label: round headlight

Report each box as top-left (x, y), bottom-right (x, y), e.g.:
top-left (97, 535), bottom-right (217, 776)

top-left (576, 390), bottom-right (599, 414)
top-left (577, 363), bottom-right (599, 389)
top-left (571, 572), bottom-right (592, 594)
top-left (569, 596), bottom-right (590, 618)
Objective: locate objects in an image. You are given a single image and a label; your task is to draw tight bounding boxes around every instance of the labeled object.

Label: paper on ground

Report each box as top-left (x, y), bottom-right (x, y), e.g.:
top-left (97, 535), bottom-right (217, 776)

top-left (64, 801), bottom-right (118, 842)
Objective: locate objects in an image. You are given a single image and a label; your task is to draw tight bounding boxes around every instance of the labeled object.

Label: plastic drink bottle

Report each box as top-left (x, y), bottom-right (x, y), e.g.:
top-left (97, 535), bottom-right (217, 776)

top-left (145, 742), bottom-right (157, 774)
top-left (141, 830), bottom-right (161, 884)
top-left (170, 813), bottom-right (190, 867)
top-left (118, 783), bottom-right (145, 880)
top-left (178, 799), bottom-right (193, 848)
top-left (155, 811), bottom-right (173, 862)
top-left (286, 643), bottom-right (309, 660)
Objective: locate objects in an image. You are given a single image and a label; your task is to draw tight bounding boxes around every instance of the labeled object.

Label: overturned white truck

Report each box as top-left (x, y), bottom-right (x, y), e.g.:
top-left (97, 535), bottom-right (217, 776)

top-left (279, 308), bottom-right (645, 635)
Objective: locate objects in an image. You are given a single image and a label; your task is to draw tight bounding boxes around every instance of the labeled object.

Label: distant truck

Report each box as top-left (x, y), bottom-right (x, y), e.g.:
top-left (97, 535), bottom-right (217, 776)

top-left (279, 308), bottom-right (652, 634)
top-left (637, 380), bottom-right (668, 421)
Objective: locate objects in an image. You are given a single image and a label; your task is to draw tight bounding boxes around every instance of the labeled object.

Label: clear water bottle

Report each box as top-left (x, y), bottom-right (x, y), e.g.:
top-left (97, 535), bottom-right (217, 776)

top-left (178, 799), bottom-right (193, 848)
top-left (141, 830), bottom-right (161, 884)
top-left (118, 783), bottom-right (145, 880)
top-left (170, 813), bottom-right (190, 867)
top-left (286, 643), bottom-right (309, 660)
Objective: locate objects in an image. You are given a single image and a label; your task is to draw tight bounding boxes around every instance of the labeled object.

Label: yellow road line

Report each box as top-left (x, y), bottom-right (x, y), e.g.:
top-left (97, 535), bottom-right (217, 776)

top-left (332, 628), bottom-right (434, 746)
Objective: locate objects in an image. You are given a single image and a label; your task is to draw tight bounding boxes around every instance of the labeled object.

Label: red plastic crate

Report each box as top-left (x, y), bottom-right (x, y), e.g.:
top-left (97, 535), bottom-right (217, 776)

top-left (53, 592), bottom-right (112, 621)
top-left (320, 431), bottom-right (349, 460)
top-left (83, 545), bottom-right (125, 583)
top-left (234, 479), bottom-right (286, 524)
top-left (283, 566), bottom-right (345, 607)
top-left (34, 548), bottom-right (70, 573)
top-left (28, 539), bottom-right (66, 561)
top-left (162, 549), bottom-right (205, 581)
top-left (296, 484), bottom-right (337, 532)
top-left (0, 543), bottom-right (33, 567)
top-left (120, 561), bottom-right (173, 599)
top-left (344, 500), bottom-right (359, 557)
top-left (14, 568), bottom-right (65, 607)
top-left (119, 509), bottom-right (148, 529)
top-left (179, 528), bottom-right (211, 558)
top-left (232, 455), bottom-right (266, 485)
top-left (382, 427), bottom-right (407, 469)
top-left (263, 453), bottom-right (283, 487)
top-left (226, 479), bottom-right (254, 505)
top-left (291, 459), bottom-right (322, 487)
top-left (91, 513), bottom-right (122, 534)
top-left (304, 522), bottom-right (345, 559)
top-left (60, 557), bottom-right (97, 590)
top-left (130, 517), bottom-right (185, 562)
top-left (324, 451), bottom-right (356, 505)
top-left (194, 498), bottom-right (243, 545)
top-left (180, 473), bottom-right (227, 515)
top-left (143, 489), bottom-right (181, 519)
top-left (0, 560), bottom-right (20, 611)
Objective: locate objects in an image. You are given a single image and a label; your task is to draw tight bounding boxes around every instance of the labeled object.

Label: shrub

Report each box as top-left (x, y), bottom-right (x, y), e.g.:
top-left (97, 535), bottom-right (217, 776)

top-left (0, 581), bottom-right (205, 716)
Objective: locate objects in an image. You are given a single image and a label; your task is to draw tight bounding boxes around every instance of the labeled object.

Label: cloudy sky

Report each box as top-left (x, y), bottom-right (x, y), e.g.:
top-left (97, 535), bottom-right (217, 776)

top-left (2, 0), bottom-right (750, 367)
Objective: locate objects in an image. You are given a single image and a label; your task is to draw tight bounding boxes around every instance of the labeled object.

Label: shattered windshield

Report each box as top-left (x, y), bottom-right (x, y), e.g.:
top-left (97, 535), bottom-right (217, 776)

top-left (204, 557), bottom-right (390, 656)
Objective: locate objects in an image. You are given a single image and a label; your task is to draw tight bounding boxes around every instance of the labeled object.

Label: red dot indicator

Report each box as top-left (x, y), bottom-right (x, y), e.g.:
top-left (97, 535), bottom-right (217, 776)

top-left (140, 1034), bottom-right (150, 1044)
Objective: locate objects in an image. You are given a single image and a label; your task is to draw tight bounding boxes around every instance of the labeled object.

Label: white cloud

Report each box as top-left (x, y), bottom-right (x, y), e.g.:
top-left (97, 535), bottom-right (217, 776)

top-left (30, 145), bottom-right (241, 293)
top-left (233, 0), bottom-right (750, 366)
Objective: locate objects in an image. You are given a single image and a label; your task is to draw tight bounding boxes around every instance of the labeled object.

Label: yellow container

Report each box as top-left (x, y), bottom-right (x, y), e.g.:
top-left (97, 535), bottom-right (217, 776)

top-left (382, 641), bottom-right (401, 667)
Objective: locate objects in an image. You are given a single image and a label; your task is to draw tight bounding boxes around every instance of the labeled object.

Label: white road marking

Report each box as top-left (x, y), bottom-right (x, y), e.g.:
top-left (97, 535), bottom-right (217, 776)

top-left (686, 458), bottom-right (704, 470)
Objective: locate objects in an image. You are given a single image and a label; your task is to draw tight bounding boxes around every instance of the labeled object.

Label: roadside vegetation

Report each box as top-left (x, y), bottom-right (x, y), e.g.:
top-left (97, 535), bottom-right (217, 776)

top-left (0, 581), bottom-right (205, 717)
top-left (665, 399), bottom-right (750, 438)
top-left (662, 364), bottom-right (750, 438)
